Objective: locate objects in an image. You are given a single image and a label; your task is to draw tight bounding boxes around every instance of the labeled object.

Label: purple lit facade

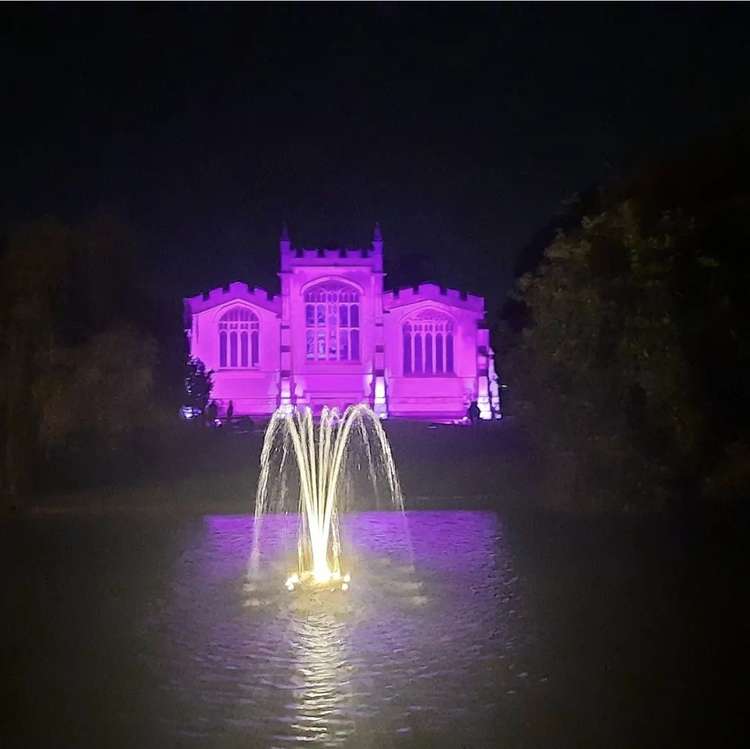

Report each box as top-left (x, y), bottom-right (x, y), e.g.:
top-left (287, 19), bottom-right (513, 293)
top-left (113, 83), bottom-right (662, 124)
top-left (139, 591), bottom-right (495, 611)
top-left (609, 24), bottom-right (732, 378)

top-left (184, 226), bottom-right (501, 420)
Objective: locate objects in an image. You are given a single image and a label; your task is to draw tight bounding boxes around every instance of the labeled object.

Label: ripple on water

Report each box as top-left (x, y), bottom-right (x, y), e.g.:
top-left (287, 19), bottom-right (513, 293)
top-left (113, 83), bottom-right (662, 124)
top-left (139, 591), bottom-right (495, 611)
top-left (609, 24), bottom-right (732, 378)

top-left (148, 511), bottom-right (534, 746)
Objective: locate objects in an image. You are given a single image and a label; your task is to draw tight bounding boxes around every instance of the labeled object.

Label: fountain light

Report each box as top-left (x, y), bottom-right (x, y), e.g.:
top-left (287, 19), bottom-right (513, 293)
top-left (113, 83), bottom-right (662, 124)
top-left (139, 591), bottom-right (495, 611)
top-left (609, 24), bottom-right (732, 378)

top-left (286, 569), bottom-right (350, 591)
top-left (255, 405), bottom-right (403, 592)
top-left (285, 573), bottom-right (300, 591)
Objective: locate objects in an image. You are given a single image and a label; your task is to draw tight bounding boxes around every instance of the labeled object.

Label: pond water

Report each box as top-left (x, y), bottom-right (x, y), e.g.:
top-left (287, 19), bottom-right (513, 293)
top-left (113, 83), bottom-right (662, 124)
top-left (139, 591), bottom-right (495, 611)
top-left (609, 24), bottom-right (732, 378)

top-left (2, 508), bottom-right (742, 747)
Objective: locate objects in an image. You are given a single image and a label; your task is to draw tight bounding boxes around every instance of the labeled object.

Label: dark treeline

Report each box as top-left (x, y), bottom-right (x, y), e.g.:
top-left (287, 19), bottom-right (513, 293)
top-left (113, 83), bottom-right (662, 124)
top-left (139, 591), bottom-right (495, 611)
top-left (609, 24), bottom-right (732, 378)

top-left (0, 215), bottom-right (185, 505)
top-left (2, 124), bottom-right (749, 513)
top-left (498, 122), bottom-right (750, 511)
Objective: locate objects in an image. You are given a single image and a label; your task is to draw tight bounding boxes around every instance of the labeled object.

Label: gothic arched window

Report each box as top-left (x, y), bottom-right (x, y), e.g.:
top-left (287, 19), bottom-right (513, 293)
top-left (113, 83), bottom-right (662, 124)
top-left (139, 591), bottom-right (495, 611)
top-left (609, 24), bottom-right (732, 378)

top-left (304, 282), bottom-right (360, 362)
top-left (402, 311), bottom-right (454, 376)
top-left (219, 307), bottom-right (259, 368)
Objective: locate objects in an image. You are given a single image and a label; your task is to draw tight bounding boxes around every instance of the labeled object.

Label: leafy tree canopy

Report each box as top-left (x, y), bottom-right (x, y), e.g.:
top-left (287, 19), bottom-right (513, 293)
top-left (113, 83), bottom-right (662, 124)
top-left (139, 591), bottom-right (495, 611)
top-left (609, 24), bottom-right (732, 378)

top-left (500, 126), bottom-right (750, 510)
top-left (184, 356), bottom-right (213, 414)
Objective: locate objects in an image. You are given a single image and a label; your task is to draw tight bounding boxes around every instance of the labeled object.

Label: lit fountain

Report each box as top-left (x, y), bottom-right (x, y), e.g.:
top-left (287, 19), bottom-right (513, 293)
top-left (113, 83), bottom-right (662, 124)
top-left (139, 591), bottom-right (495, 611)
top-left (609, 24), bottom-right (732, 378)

top-left (255, 405), bottom-right (403, 591)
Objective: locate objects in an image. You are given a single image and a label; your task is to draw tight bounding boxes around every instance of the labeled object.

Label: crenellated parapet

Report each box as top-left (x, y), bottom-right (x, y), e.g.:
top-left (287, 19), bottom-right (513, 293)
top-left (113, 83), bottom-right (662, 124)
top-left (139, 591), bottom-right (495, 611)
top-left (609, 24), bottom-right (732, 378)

top-left (280, 245), bottom-right (383, 272)
top-left (184, 281), bottom-right (281, 319)
top-left (383, 282), bottom-right (485, 314)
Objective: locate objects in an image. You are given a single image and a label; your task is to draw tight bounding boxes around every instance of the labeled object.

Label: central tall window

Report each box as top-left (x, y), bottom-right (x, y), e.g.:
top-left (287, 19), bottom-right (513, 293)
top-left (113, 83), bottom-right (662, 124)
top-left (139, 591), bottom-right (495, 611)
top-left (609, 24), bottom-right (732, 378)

top-left (304, 282), bottom-right (360, 362)
top-left (403, 311), bottom-right (454, 376)
top-left (219, 307), bottom-right (259, 368)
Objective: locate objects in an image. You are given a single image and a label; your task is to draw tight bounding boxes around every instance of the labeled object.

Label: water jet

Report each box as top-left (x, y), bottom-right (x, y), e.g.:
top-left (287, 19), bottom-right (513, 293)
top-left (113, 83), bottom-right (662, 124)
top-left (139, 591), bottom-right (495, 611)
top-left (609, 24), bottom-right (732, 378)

top-left (255, 405), bottom-right (403, 590)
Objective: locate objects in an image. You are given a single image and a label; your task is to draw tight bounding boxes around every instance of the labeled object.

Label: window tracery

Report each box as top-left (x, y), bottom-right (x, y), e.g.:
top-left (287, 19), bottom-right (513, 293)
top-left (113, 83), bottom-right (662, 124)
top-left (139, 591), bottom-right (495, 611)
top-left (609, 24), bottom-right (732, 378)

top-left (219, 307), bottom-right (259, 368)
top-left (304, 283), bottom-right (360, 362)
top-left (403, 310), bottom-right (454, 376)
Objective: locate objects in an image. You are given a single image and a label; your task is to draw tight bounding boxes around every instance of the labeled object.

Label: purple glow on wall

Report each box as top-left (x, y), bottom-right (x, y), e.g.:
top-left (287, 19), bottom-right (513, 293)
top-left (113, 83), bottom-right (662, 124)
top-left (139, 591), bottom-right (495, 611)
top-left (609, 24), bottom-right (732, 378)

top-left (184, 226), bottom-right (502, 420)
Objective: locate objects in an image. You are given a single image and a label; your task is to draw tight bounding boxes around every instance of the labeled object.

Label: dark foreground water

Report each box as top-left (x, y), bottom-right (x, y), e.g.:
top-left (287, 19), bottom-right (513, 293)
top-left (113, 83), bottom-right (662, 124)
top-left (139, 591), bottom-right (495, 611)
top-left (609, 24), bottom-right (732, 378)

top-left (2, 508), bottom-right (744, 748)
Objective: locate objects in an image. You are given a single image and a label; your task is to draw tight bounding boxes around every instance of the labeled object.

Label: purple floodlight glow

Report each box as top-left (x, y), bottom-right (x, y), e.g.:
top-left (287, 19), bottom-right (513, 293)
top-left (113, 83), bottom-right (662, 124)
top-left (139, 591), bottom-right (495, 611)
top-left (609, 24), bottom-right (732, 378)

top-left (173, 510), bottom-right (519, 745)
top-left (184, 225), bottom-right (502, 420)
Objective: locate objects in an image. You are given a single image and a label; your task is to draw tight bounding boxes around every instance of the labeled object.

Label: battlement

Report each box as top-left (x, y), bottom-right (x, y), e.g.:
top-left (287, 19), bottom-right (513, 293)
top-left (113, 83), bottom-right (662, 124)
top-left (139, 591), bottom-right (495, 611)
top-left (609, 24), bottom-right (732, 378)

top-left (280, 245), bottom-right (383, 272)
top-left (184, 281), bottom-right (281, 316)
top-left (383, 282), bottom-right (484, 313)
top-left (183, 224), bottom-right (502, 421)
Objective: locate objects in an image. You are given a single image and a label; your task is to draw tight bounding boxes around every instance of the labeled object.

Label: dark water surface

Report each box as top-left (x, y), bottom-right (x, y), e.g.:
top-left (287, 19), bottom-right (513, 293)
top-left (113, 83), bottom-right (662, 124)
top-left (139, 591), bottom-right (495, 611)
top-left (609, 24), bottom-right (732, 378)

top-left (2, 508), bottom-right (743, 748)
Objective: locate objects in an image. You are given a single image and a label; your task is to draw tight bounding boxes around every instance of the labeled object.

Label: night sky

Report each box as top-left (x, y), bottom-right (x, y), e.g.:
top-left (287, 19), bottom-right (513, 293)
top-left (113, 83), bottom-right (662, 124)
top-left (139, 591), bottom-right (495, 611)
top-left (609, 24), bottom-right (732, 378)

top-left (3, 3), bottom-right (749, 317)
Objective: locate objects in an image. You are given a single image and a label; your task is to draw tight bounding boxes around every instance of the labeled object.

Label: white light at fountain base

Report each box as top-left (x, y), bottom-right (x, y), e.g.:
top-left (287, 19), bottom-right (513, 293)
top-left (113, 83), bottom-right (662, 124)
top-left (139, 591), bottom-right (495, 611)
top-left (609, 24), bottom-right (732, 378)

top-left (285, 569), bottom-right (350, 591)
top-left (255, 405), bottom-right (403, 592)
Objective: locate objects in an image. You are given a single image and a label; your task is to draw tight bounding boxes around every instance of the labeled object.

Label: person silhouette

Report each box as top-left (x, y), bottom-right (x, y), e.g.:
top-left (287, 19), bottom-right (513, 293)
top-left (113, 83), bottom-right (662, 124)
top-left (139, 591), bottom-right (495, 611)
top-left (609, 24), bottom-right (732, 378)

top-left (226, 400), bottom-right (234, 423)
top-left (205, 400), bottom-right (218, 427)
top-left (467, 400), bottom-right (480, 425)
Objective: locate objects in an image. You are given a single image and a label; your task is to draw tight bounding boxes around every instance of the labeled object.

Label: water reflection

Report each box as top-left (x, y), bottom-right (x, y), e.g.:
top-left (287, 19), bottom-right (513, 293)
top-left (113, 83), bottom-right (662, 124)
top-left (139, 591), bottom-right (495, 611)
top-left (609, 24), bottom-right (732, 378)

top-left (286, 613), bottom-right (352, 746)
top-left (156, 511), bottom-right (529, 746)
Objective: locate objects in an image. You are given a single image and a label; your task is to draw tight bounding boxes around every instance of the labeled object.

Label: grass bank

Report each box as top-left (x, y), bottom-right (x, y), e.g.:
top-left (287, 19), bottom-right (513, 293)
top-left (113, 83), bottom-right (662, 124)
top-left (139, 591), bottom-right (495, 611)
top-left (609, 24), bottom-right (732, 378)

top-left (24, 419), bottom-right (530, 515)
